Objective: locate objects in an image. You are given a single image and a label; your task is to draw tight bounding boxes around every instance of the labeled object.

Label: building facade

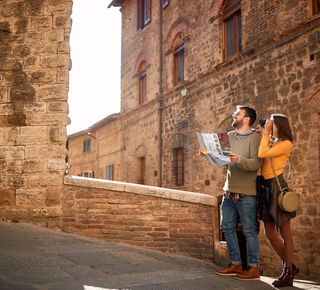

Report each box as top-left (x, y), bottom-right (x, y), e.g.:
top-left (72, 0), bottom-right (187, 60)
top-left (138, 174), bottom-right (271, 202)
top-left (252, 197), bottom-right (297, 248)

top-left (67, 0), bottom-right (320, 279)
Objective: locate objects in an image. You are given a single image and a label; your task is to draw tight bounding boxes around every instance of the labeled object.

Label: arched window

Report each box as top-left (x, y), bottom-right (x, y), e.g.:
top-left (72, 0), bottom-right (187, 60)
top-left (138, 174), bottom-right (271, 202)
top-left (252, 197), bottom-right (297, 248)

top-left (138, 61), bottom-right (147, 104)
top-left (173, 33), bottom-right (184, 86)
top-left (223, 0), bottom-right (242, 60)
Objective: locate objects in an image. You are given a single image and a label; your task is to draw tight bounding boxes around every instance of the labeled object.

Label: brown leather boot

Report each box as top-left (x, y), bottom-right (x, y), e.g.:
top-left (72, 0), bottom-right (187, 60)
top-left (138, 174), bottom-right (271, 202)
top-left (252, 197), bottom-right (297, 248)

top-left (234, 266), bottom-right (260, 280)
top-left (291, 263), bottom-right (299, 279)
top-left (215, 263), bottom-right (243, 276)
top-left (273, 263), bottom-right (299, 285)
top-left (273, 267), bottom-right (293, 287)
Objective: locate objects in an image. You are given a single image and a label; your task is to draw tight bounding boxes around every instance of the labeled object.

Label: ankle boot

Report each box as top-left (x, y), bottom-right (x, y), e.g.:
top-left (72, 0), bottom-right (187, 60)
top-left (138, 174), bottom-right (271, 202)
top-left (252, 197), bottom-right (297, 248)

top-left (273, 262), bottom-right (299, 284)
top-left (291, 263), bottom-right (299, 279)
top-left (272, 265), bottom-right (286, 285)
top-left (273, 267), bottom-right (293, 287)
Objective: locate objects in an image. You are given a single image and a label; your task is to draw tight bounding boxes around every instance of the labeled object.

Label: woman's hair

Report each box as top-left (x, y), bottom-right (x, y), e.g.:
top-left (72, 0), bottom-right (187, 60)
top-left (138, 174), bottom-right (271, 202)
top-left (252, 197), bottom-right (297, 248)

top-left (272, 114), bottom-right (293, 142)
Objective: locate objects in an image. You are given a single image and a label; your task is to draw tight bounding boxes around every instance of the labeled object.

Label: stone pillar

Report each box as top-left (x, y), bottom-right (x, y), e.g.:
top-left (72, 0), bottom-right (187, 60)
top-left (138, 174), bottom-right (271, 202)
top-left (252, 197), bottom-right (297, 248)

top-left (0, 0), bottom-right (72, 228)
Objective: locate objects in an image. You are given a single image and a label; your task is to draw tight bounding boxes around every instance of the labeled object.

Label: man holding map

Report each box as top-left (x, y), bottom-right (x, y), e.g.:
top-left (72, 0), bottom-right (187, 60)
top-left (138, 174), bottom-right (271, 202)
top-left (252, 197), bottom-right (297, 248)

top-left (199, 105), bottom-right (262, 280)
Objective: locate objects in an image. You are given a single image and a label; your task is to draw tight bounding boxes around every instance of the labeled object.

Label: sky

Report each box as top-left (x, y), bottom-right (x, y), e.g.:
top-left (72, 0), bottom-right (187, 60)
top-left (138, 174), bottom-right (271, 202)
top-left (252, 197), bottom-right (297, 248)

top-left (67, 0), bottom-right (122, 135)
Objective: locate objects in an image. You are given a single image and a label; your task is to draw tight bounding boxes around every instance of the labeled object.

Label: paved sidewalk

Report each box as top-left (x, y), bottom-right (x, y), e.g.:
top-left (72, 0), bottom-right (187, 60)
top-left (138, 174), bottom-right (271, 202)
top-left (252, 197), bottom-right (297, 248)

top-left (0, 220), bottom-right (318, 290)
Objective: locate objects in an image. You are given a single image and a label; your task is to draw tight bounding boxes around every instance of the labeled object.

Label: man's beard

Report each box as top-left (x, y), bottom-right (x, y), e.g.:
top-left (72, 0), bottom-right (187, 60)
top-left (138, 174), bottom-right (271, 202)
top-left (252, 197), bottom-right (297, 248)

top-left (232, 118), bottom-right (244, 129)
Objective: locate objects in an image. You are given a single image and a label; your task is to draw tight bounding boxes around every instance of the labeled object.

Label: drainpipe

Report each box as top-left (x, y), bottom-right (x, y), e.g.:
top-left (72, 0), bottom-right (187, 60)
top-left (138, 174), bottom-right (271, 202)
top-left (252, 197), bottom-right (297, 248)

top-left (158, 0), bottom-right (163, 187)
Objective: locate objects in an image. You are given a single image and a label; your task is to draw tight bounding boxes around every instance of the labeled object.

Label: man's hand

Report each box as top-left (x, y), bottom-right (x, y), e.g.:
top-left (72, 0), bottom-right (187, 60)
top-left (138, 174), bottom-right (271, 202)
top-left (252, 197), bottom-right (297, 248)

top-left (229, 153), bottom-right (239, 164)
top-left (199, 148), bottom-right (208, 157)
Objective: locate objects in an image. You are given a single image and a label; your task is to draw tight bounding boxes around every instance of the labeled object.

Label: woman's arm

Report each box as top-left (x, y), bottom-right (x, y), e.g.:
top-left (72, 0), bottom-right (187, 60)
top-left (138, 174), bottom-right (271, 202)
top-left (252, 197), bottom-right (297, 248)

top-left (258, 136), bottom-right (292, 158)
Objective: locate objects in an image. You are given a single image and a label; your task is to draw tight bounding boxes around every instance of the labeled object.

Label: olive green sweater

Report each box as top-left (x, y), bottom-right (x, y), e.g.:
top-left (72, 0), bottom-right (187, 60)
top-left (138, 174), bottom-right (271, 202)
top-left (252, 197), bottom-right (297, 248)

top-left (223, 130), bottom-right (262, 196)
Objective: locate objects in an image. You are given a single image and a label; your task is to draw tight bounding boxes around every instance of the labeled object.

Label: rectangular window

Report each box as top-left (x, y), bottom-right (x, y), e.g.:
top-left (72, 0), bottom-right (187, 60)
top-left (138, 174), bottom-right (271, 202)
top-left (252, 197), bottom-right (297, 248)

top-left (174, 147), bottom-right (184, 186)
top-left (83, 171), bottom-right (94, 178)
top-left (162, 0), bottom-right (169, 8)
top-left (83, 139), bottom-right (91, 153)
top-left (174, 45), bottom-right (184, 86)
top-left (313, 0), bottom-right (320, 14)
top-left (224, 10), bottom-right (242, 60)
top-left (137, 0), bottom-right (151, 32)
top-left (139, 70), bottom-right (147, 104)
top-left (138, 157), bottom-right (145, 184)
top-left (106, 164), bottom-right (113, 180)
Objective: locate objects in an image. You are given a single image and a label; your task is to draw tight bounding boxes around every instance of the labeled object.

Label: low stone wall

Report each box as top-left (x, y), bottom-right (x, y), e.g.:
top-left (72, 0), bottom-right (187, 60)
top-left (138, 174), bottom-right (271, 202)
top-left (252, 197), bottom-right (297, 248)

top-left (63, 176), bottom-right (216, 261)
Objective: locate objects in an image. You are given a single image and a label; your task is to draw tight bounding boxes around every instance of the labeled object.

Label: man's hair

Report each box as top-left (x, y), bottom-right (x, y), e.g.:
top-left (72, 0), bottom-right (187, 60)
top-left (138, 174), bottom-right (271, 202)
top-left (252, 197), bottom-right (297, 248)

top-left (272, 114), bottom-right (293, 142)
top-left (236, 105), bottom-right (257, 127)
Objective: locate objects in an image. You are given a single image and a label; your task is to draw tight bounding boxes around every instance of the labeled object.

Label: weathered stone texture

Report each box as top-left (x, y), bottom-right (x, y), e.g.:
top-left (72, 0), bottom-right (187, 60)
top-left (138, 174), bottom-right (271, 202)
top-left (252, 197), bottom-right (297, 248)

top-left (0, 0), bottom-right (71, 227)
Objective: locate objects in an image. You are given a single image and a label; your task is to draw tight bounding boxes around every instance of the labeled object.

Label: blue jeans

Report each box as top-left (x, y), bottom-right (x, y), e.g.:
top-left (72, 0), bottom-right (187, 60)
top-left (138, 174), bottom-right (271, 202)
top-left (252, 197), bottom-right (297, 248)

top-left (221, 195), bottom-right (260, 268)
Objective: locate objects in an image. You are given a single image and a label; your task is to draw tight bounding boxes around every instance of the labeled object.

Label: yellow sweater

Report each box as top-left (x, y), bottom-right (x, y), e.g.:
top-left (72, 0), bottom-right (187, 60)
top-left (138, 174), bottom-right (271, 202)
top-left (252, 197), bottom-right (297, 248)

top-left (258, 136), bottom-right (292, 180)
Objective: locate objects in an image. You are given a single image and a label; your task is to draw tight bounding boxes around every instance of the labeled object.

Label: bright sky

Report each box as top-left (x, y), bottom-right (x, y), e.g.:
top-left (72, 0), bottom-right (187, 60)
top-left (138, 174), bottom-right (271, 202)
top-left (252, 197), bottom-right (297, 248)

top-left (67, 0), bottom-right (122, 135)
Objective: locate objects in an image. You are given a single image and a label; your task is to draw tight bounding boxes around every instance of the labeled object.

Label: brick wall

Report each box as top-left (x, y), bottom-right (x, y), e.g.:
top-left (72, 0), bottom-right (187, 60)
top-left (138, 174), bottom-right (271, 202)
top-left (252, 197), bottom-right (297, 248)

top-left (63, 175), bottom-right (215, 261)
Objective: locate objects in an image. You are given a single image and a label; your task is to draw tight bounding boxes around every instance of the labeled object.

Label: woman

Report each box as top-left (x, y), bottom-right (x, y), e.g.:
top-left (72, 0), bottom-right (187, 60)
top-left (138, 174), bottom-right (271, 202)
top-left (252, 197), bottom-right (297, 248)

top-left (258, 114), bottom-right (298, 287)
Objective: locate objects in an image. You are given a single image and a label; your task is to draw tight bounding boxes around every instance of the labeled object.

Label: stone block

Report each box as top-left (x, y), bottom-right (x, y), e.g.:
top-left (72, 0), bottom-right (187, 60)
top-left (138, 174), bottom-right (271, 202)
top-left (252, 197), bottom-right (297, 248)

top-left (23, 160), bottom-right (46, 173)
top-left (0, 189), bottom-right (16, 206)
top-left (31, 207), bottom-right (62, 218)
top-left (38, 85), bottom-right (68, 101)
top-left (31, 16), bottom-right (52, 31)
top-left (47, 102), bottom-right (69, 113)
top-left (14, 102), bottom-right (46, 114)
top-left (0, 114), bottom-right (27, 127)
top-left (16, 188), bottom-right (46, 205)
top-left (10, 85), bottom-right (36, 102)
top-left (40, 55), bottom-right (70, 69)
top-left (45, 189), bottom-right (62, 206)
top-left (20, 126), bottom-right (47, 145)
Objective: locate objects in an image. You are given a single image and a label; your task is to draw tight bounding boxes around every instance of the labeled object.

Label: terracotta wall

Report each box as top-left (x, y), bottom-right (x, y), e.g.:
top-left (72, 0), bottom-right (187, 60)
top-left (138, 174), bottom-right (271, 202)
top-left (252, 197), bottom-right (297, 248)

top-left (63, 176), bottom-right (216, 261)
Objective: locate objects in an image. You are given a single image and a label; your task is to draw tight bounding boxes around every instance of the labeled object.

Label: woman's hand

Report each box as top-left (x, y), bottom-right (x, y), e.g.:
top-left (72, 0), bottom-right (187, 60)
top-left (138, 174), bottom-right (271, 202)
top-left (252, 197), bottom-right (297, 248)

top-left (264, 119), bottom-right (273, 136)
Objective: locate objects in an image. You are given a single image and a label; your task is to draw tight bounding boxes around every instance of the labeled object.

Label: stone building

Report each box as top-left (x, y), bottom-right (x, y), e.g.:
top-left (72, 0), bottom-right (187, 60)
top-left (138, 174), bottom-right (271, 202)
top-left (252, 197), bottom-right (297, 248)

top-left (0, 0), bottom-right (72, 228)
top-left (67, 0), bottom-right (320, 279)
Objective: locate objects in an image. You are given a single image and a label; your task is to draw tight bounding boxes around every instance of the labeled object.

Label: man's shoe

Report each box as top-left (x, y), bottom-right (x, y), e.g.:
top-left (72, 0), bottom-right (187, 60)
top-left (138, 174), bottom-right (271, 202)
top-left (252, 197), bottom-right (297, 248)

top-left (215, 263), bottom-right (243, 276)
top-left (273, 267), bottom-right (293, 287)
top-left (234, 266), bottom-right (260, 280)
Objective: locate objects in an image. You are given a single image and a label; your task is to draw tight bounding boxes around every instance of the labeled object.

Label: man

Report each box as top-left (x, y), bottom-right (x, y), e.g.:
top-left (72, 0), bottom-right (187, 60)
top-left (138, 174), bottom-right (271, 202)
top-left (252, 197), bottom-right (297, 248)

top-left (217, 105), bottom-right (262, 280)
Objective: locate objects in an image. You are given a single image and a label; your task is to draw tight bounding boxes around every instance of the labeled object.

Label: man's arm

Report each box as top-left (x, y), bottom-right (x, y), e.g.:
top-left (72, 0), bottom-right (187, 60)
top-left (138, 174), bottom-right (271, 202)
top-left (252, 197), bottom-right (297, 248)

top-left (237, 135), bottom-right (262, 171)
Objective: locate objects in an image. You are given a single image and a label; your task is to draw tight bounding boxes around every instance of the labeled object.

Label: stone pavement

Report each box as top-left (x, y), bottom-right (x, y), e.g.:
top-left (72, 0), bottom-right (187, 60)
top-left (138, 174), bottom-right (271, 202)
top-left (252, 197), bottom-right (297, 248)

top-left (0, 220), bottom-right (319, 290)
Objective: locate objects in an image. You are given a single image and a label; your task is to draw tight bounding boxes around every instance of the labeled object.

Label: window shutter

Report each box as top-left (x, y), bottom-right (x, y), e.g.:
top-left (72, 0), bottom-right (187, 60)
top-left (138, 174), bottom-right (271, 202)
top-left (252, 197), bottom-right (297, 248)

top-left (162, 0), bottom-right (169, 8)
top-left (144, 0), bottom-right (151, 25)
top-left (137, 0), bottom-right (142, 31)
top-left (106, 164), bottom-right (113, 180)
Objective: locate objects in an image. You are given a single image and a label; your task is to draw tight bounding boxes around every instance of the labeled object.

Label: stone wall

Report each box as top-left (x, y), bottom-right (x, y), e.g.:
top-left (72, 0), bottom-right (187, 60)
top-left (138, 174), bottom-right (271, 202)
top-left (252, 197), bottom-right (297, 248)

top-left (63, 176), bottom-right (216, 261)
top-left (0, 0), bottom-right (72, 227)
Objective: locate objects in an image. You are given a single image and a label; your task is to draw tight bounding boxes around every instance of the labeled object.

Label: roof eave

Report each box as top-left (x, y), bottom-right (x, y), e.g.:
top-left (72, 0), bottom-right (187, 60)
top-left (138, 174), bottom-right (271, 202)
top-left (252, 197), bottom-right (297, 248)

top-left (108, 0), bottom-right (126, 8)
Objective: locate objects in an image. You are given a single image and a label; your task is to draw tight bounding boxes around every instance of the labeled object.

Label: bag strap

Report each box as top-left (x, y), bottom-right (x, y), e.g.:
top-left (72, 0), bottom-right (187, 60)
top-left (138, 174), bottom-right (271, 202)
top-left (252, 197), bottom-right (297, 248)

top-left (270, 157), bottom-right (283, 192)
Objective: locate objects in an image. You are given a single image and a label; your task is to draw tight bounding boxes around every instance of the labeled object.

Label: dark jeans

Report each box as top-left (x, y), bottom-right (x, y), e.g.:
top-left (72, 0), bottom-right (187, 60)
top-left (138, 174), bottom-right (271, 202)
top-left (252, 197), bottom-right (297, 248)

top-left (237, 230), bottom-right (247, 270)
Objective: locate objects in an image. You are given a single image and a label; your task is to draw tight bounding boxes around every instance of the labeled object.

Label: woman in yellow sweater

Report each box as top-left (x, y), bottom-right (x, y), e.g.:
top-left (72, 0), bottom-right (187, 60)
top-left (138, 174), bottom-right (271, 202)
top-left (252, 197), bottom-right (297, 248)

top-left (258, 114), bottom-right (298, 287)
